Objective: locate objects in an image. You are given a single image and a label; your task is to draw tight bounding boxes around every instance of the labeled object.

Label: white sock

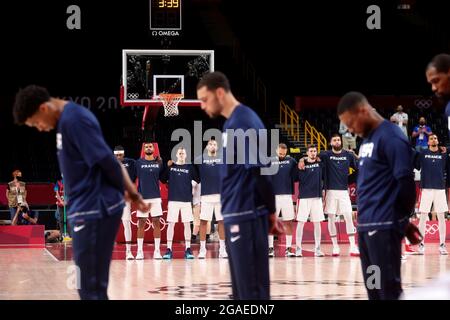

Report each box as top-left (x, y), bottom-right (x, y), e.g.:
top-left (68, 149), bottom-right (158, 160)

top-left (137, 238), bottom-right (144, 253)
top-left (184, 222), bottom-right (191, 248)
top-left (296, 222), bottom-right (304, 248)
top-left (200, 240), bottom-right (206, 250)
top-left (268, 235), bottom-right (274, 248)
top-left (286, 235), bottom-right (292, 249)
top-left (126, 243), bottom-right (131, 252)
top-left (438, 213), bottom-right (446, 245)
top-left (328, 215), bottom-right (338, 247)
top-left (219, 239), bottom-right (225, 250)
top-left (313, 222), bottom-right (321, 249)
top-left (154, 238), bottom-right (160, 251)
top-left (419, 213), bottom-right (427, 245)
top-left (167, 222), bottom-right (175, 250)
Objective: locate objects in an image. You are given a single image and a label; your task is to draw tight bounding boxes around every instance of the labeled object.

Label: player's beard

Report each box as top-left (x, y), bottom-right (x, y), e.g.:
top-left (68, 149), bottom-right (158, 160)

top-left (332, 145), bottom-right (342, 152)
top-left (145, 150), bottom-right (153, 156)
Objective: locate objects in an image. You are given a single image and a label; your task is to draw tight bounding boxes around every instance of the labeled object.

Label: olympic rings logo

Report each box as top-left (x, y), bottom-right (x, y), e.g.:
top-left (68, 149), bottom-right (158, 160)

top-left (425, 224), bottom-right (439, 235)
top-left (415, 99), bottom-right (432, 109)
top-left (127, 93), bottom-right (139, 100)
top-left (130, 210), bottom-right (168, 231)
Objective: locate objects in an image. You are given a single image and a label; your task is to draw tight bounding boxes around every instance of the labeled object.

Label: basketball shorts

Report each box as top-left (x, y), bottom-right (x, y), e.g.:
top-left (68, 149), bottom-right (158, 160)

top-left (296, 198), bottom-right (325, 222)
top-left (419, 189), bottom-right (448, 213)
top-left (121, 201), bottom-right (131, 221)
top-left (324, 190), bottom-right (352, 215)
top-left (200, 194), bottom-right (223, 221)
top-left (136, 198), bottom-right (163, 218)
top-left (275, 194), bottom-right (295, 221)
top-left (167, 201), bottom-right (193, 223)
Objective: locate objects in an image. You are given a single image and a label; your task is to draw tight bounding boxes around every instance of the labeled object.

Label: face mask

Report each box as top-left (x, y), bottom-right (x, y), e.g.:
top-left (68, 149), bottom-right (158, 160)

top-left (419, 122), bottom-right (425, 125)
top-left (16, 176), bottom-right (22, 181)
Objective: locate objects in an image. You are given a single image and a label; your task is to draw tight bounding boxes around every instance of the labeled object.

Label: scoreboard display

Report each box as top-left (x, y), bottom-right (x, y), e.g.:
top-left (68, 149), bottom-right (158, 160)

top-left (150, 0), bottom-right (182, 30)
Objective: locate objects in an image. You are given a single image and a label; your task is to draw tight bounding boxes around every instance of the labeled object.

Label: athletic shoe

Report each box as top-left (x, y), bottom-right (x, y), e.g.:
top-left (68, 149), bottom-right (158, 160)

top-left (349, 246), bottom-right (360, 257)
top-left (126, 251), bottom-right (135, 260)
top-left (295, 247), bottom-right (303, 257)
top-left (163, 248), bottom-right (173, 260)
top-left (332, 246), bottom-right (340, 257)
top-left (198, 248), bottom-right (207, 259)
top-left (405, 244), bottom-right (417, 255)
top-left (219, 248), bottom-right (228, 258)
top-left (135, 251), bottom-right (144, 260)
top-left (268, 247), bottom-right (274, 257)
top-left (185, 248), bottom-right (195, 259)
top-left (314, 248), bottom-right (325, 257)
top-left (285, 247), bottom-right (296, 257)
top-left (417, 243), bottom-right (425, 255)
top-left (153, 250), bottom-right (162, 260)
top-left (439, 244), bottom-right (448, 255)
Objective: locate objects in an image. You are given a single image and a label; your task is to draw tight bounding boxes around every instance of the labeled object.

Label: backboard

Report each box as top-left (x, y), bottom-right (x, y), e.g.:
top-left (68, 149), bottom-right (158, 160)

top-left (121, 49), bottom-right (214, 107)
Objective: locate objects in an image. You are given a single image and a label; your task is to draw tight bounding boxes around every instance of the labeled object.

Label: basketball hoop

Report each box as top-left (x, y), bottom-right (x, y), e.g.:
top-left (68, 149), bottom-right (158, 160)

top-left (158, 93), bottom-right (184, 117)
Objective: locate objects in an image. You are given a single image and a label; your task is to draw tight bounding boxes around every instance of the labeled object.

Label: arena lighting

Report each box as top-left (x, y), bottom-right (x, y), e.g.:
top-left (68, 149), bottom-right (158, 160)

top-left (397, 0), bottom-right (415, 10)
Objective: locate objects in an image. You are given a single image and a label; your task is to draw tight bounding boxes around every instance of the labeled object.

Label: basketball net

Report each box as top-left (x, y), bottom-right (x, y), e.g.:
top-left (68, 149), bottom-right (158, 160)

top-left (159, 93), bottom-right (183, 117)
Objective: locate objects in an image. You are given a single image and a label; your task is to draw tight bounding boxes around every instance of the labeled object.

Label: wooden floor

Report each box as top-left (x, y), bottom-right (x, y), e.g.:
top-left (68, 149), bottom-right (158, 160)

top-left (0, 242), bottom-right (449, 300)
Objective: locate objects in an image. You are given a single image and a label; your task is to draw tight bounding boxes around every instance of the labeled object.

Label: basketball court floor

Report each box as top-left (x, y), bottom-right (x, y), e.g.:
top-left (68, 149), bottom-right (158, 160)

top-left (1, 242), bottom-right (448, 300)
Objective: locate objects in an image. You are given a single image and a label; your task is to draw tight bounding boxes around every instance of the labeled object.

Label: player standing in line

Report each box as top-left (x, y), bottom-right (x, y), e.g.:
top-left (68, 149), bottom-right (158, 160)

top-left (135, 143), bottom-right (165, 260)
top-left (197, 139), bottom-right (228, 259)
top-left (114, 145), bottom-right (137, 260)
top-left (413, 134), bottom-right (448, 255)
top-left (197, 71), bottom-right (284, 299)
top-left (338, 91), bottom-right (418, 300)
top-left (162, 147), bottom-right (200, 260)
top-left (300, 134), bottom-right (359, 256)
top-left (13, 85), bottom-right (149, 300)
top-left (295, 144), bottom-right (325, 257)
top-left (268, 143), bottom-right (297, 257)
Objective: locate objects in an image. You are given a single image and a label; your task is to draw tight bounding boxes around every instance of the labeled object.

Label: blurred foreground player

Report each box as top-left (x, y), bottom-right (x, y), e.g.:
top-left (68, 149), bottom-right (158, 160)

top-left (197, 71), bottom-right (284, 299)
top-left (13, 85), bottom-right (149, 300)
top-left (338, 91), bottom-right (419, 300)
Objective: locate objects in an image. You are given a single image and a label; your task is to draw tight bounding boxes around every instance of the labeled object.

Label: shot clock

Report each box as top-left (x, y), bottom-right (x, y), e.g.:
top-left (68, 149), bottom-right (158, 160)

top-left (150, 0), bottom-right (182, 31)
